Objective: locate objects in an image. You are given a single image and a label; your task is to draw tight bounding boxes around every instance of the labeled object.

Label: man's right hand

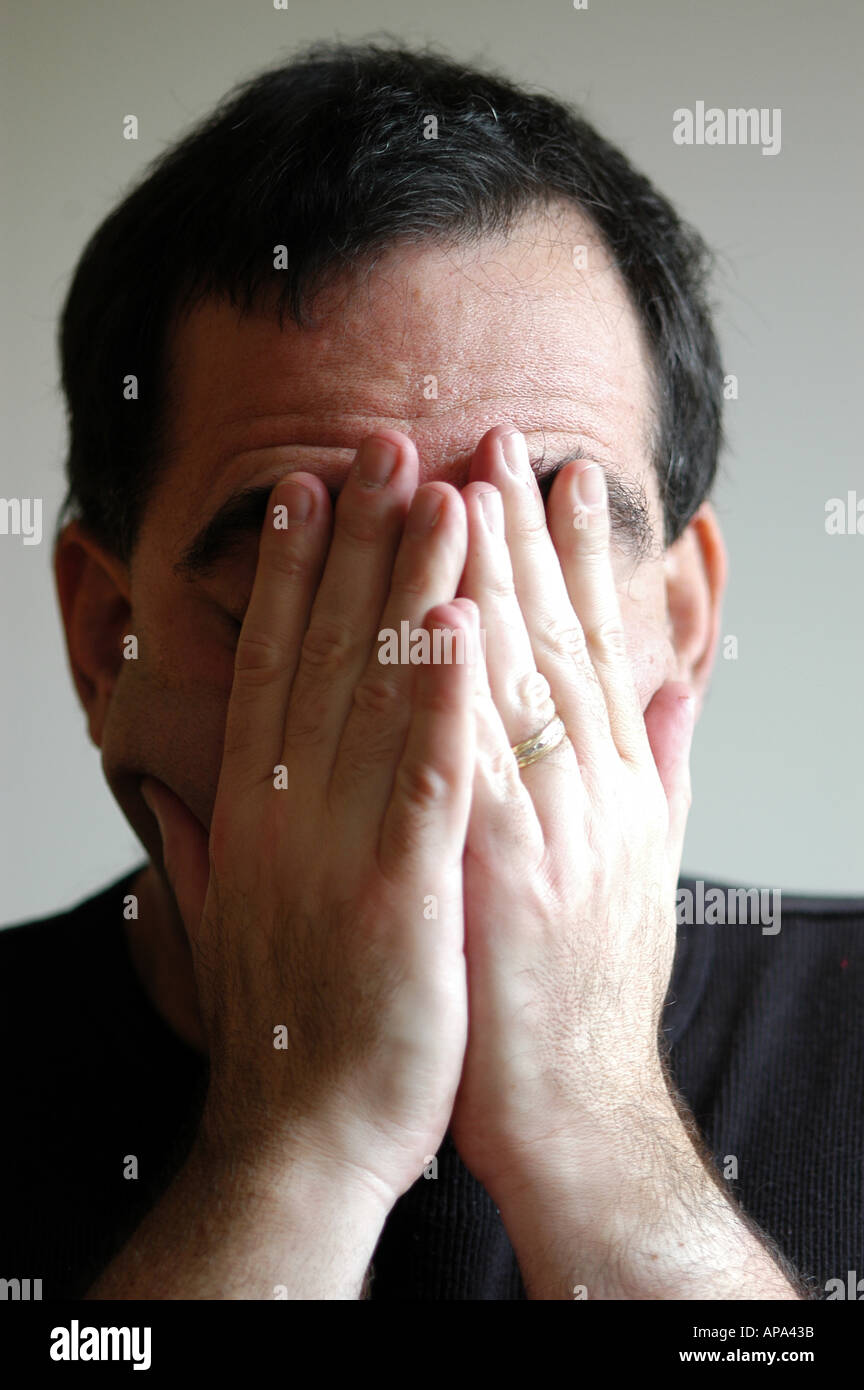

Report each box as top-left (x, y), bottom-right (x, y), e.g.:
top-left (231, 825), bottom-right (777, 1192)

top-left (141, 431), bottom-right (477, 1217)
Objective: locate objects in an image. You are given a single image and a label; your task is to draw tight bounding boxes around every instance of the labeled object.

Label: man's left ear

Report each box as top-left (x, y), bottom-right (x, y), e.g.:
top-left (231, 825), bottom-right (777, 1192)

top-left (663, 503), bottom-right (727, 708)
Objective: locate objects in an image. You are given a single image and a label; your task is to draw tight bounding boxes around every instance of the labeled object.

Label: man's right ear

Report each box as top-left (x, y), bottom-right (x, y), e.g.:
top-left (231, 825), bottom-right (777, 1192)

top-left (54, 521), bottom-right (132, 747)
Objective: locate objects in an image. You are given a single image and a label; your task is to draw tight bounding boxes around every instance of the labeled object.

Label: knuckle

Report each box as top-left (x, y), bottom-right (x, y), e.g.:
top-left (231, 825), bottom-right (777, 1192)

top-left (417, 682), bottom-right (461, 718)
top-left (588, 616), bottom-right (628, 661)
top-left (512, 668), bottom-right (553, 715)
top-left (538, 619), bottom-right (589, 667)
top-left (264, 542), bottom-right (308, 582)
top-left (352, 672), bottom-right (404, 718)
top-left (333, 725), bottom-right (395, 790)
top-left (482, 569), bottom-right (517, 604)
top-left (396, 758), bottom-right (452, 809)
top-left (393, 578), bottom-right (427, 603)
top-left (234, 628), bottom-right (290, 683)
top-left (389, 563), bottom-right (430, 600)
top-left (517, 503), bottom-right (550, 542)
top-left (282, 715), bottom-right (326, 755)
top-left (335, 500), bottom-right (385, 549)
top-left (300, 618), bottom-right (357, 674)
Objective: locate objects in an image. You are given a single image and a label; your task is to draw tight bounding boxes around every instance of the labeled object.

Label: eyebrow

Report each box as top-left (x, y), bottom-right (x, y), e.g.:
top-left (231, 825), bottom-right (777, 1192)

top-left (174, 449), bottom-right (655, 580)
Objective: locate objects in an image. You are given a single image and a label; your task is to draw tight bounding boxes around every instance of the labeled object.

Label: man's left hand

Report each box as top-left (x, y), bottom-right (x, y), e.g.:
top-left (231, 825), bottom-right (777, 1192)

top-left (447, 425), bottom-right (797, 1300)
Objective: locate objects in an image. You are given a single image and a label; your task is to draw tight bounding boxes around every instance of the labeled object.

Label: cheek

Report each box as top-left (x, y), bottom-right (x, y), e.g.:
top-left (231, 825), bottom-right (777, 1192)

top-left (101, 601), bottom-right (236, 829)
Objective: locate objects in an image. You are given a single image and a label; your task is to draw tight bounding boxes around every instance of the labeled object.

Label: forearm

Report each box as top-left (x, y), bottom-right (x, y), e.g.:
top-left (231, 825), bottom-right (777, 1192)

top-left (491, 1086), bottom-right (804, 1301)
top-left (85, 1132), bottom-right (391, 1300)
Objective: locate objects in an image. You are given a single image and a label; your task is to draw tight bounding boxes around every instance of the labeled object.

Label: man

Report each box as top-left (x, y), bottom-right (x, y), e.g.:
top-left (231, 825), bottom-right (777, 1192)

top-left (3, 42), bottom-right (861, 1301)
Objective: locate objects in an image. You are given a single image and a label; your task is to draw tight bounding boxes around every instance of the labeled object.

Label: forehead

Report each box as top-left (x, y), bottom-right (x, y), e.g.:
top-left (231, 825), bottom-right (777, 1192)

top-left (149, 204), bottom-right (656, 547)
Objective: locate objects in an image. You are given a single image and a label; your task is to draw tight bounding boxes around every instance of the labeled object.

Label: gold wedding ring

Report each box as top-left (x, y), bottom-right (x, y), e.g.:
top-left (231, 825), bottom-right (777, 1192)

top-left (510, 714), bottom-right (567, 769)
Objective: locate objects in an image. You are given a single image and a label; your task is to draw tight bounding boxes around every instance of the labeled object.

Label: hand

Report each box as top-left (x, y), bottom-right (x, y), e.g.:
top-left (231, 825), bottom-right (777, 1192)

top-left (141, 432), bottom-right (479, 1211)
top-left (448, 425), bottom-right (696, 1198)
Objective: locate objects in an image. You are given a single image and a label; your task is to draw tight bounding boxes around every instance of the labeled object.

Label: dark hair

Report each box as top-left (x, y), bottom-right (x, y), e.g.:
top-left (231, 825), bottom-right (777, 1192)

top-left (58, 40), bottom-right (724, 558)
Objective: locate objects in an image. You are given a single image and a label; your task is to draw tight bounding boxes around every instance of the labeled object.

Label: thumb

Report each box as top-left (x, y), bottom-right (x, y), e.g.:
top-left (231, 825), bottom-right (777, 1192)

top-left (140, 777), bottom-right (210, 946)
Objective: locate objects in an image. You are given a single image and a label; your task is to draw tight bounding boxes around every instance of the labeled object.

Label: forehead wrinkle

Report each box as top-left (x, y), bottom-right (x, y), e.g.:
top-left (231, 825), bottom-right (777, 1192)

top-left (168, 301), bottom-right (637, 452)
top-left (160, 260), bottom-right (658, 534)
top-left (199, 391), bottom-right (619, 468)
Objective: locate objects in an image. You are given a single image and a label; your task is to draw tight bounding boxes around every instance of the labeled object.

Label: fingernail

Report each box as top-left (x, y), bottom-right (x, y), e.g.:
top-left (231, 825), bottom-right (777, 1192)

top-left (575, 464), bottom-right (606, 510)
top-left (450, 599), bottom-right (480, 664)
top-left (478, 488), bottom-right (504, 535)
top-left (408, 487), bottom-right (444, 531)
top-left (497, 429), bottom-right (529, 476)
top-left (279, 480), bottom-right (312, 524)
top-left (356, 436), bottom-right (398, 487)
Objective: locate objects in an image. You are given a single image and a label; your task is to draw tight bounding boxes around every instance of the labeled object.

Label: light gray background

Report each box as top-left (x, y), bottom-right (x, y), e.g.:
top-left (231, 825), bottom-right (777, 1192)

top-left (2, 0), bottom-right (861, 924)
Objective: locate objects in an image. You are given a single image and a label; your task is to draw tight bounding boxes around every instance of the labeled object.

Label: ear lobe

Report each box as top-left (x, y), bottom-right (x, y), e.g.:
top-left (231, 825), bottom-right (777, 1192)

top-left (54, 522), bottom-right (132, 745)
top-left (663, 503), bottom-right (727, 705)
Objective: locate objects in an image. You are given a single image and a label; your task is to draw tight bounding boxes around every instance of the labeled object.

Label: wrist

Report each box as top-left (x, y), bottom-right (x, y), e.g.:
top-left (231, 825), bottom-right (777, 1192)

top-left (196, 1105), bottom-right (396, 1216)
top-left (183, 1134), bottom-right (389, 1299)
top-left (491, 1092), bottom-right (795, 1300)
top-left (190, 1113), bottom-right (396, 1294)
top-left (489, 1090), bottom-right (707, 1296)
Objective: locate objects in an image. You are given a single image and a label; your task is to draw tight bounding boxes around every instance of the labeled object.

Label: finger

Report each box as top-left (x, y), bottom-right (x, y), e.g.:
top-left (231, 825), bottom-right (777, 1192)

top-left (459, 482), bottom-right (581, 824)
top-left (379, 601), bottom-right (479, 888)
top-left (643, 682), bottom-right (697, 865)
top-left (333, 482), bottom-right (467, 809)
top-left (449, 591), bottom-right (545, 864)
top-left (460, 484), bottom-right (557, 744)
top-left (222, 473), bottom-right (330, 782)
top-left (546, 459), bottom-right (652, 767)
top-left (285, 432), bottom-right (418, 769)
top-left (467, 425), bottom-right (613, 777)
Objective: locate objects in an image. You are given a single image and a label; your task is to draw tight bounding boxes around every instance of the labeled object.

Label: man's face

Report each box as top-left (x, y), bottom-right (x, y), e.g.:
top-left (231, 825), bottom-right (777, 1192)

top-left (72, 205), bottom-right (717, 845)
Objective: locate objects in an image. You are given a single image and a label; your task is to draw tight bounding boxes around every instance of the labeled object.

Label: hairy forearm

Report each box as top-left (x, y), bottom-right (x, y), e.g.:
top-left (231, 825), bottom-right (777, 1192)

top-left (85, 1134), bottom-right (390, 1300)
top-left (491, 1082), bottom-right (805, 1302)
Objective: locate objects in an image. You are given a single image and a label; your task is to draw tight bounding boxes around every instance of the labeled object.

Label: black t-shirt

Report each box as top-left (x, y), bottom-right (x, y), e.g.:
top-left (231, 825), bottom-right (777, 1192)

top-left (2, 869), bottom-right (863, 1300)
